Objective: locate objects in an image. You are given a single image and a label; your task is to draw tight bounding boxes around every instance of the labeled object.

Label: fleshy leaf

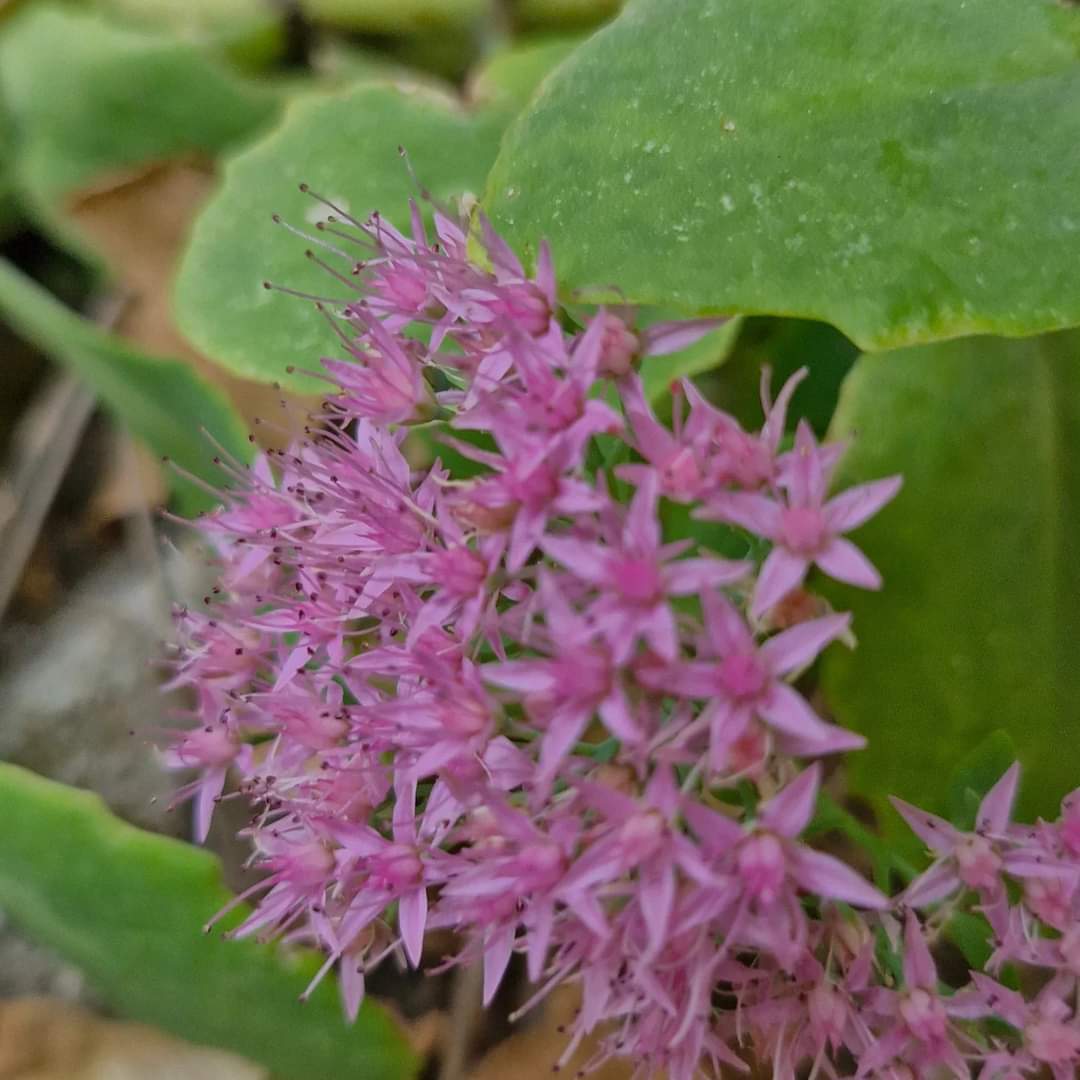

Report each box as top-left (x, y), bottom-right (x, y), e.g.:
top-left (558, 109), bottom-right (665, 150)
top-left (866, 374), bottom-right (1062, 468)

top-left (822, 331), bottom-right (1080, 828)
top-left (89, 0), bottom-right (285, 65)
top-left (0, 763), bottom-right (419, 1080)
top-left (483, 0), bottom-right (1080, 350)
top-left (469, 36), bottom-right (582, 109)
top-left (176, 46), bottom-right (575, 391)
top-left (0, 259), bottom-right (250, 516)
top-left (298, 0), bottom-right (486, 33)
top-left (0, 6), bottom-right (279, 232)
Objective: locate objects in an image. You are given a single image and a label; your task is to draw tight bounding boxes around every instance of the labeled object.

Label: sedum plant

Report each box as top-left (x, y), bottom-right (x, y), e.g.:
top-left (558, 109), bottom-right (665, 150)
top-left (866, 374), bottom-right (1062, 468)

top-left (165, 193), bottom-right (1080, 1079)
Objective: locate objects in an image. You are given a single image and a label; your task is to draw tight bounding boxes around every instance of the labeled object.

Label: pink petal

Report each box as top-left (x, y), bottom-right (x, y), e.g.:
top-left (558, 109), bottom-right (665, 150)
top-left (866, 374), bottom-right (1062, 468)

top-left (889, 798), bottom-right (959, 855)
top-left (760, 612), bottom-right (851, 675)
top-left (538, 706), bottom-right (592, 784)
top-left (752, 547), bottom-right (810, 617)
top-left (482, 660), bottom-right (556, 694)
top-left (698, 491), bottom-right (783, 537)
top-left (193, 767), bottom-right (227, 844)
top-left (640, 317), bottom-right (729, 356)
top-left (774, 721), bottom-right (866, 758)
top-left (625, 469), bottom-right (660, 550)
top-left (702, 589), bottom-right (755, 655)
top-left (526, 903), bottom-right (554, 983)
top-left (902, 911), bottom-right (937, 990)
top-left (976, 762), bottom-right (1020, 834)
top-left (760, 365), bottom-right (807, 452)
top-left (815, 537), bottom-right (882, 590)
top-left (824, 475), bottom-right (903, 532)
top-left (666, 556), bottom-right (751, 595)
top-left (598, 683), bottom-right (643, 741)
top-left (483, 924), bottom-right (515, 1005)
top-left (786, 420), bottom-right (827, 507)
top-left (903, 861), bottom-right (964, 908)
top-left (758, 682), bottom-right (834, 744)
top-left (535, 240), bottom-right (556, 302)
top-left (760, 764), bottom-right (821, 838)
top-left (682, 800), bottom-right (745, 855)
top-left (640, 863), bottom-right (676, 955)
top-left (541, 536), bottom-right (609, 584)
top-left (789, 846), bottom-right (888, 909)
top-left (340, 958), bottom-right (366, 1022)
top-left (398, 887), bottom-right (428, 968)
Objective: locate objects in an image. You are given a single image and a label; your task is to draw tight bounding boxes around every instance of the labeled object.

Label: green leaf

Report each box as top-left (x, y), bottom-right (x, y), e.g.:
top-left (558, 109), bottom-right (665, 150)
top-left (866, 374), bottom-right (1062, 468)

top-left (470, 36), bottom-right (583, 109)
top-left (89, 0), bottom-right (285, 66)
top-left (0, 259), bottom-right (250, 516)
top-left (945, 730), bottom-right (1018, 831)
top-left (513, 0), bottom-right (622, 32)
top-left (0, 763), bottom-right (418, 1080)
top-left (0, 6), bottom-right (279, 222)
top-left (176, 44), bottom-right (572, 392)
top-left (483, 0), bottom-right (1080, 351)
top-left (298, 0), bottom-right (486, 33)
top-left (944, 911), bottom-right (993, 971)
top-left (821, 331), bottom-right (1080, 830)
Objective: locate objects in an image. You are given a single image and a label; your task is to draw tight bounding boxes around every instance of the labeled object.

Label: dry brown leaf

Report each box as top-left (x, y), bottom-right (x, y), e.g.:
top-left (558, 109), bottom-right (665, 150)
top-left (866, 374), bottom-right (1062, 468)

top-left (469, 988), bottom-right (634, 1080)
top-left (86, 431), bottom-right (169, 529)
top-left (0, 998), bottom-right (265, 1080)
top-left (67, 160), bottom-right (316, 451)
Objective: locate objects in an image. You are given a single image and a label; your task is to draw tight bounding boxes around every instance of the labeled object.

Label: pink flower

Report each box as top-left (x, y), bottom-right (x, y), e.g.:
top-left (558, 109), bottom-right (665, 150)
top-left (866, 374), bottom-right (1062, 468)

top-left (700, 421), bottom-right (901, 616)
top-left (646, 588), bottom-right (860, 765)
top-left (543, 472), bottom-right (749, 662)
top-left (894, 764), bottom-right (1077, 909)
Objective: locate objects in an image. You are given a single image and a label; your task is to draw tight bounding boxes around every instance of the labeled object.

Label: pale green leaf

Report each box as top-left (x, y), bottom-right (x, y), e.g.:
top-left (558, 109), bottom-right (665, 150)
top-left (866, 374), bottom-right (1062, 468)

top-left (0, 763), bottom-right (418, 1080)
top-left (822, 332), bottom-right (1080, 827)
top-left (484, 0), bottom-right (1080, 350)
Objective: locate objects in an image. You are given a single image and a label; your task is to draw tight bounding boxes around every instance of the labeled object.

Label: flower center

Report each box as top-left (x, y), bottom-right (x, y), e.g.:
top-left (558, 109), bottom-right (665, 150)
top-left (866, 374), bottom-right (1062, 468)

top-left (737, 832), bottom-right (786, 906)
top-left (955, 833), bottom-right (1001, 890)
top-left (372, 844), bottom-right (423, 888)
top-left (899, 988), bottom-right (948, 1043)
top-left (718, 652), bottom-right (768, 700)
top-left (432, 547), bottom-right (488, 599)
top-left (780, 506), bottom-right (828, 554)
top-left (1027, 1018), bottom-right (1080, 1064)
top-left (611, 556), bottom-right (663, 603)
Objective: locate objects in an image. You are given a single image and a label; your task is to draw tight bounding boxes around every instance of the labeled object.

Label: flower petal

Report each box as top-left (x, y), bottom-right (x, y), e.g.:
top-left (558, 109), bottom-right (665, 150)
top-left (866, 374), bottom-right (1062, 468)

top-left (824, 475), bottom-right (903, 532)
top-left (752, 547), bottom-right (810, 617)
top-left (889, 798), bottom-right (959, 855)
top-left (760, 612), bottom-right (851, 675)
top-left (789, 846), bottom-right (888, 909)
top-left (760, 764), bottom-right (821, 838)
top-left (398, 887), bottom-right (428, 968)
top-left (976, 762), bottom-right (1020, 835)
top-left (815, 537), bottom-right (883, 590)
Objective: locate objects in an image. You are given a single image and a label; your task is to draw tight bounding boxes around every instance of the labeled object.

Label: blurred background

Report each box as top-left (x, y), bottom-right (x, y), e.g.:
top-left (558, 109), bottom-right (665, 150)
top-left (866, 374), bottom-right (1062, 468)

top-left (0, 2), bottom-right (643, 1077)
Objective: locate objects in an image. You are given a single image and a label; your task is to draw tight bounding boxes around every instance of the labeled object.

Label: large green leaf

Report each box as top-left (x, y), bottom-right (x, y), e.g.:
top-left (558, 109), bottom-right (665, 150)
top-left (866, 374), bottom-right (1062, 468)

top-left (0, 259), bottom-right (250, 516)
top-left (299, 0), bottom-right (485, 33)
top-left (89, 0), bottom-right (285, 66)
top-left (821, 332), bottom-right (1080, 829)
top-left (176, 43), bottom-right (575, 391)
top-left (483, 0), bottom-right (1080, 351)
top-left (0, 763), bottom-right (418, 1080)
top-left (0, 6), bottom-right (279, 218)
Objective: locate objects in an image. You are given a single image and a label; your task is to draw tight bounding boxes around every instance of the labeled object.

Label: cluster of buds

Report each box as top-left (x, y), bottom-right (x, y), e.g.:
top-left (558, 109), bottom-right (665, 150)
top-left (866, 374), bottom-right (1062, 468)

top-left (165, 190), bottom-right (1080, 1078)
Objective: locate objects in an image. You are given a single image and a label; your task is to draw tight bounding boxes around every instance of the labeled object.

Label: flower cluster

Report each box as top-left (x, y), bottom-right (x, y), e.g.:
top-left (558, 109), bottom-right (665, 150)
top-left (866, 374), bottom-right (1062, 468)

top-left (166, 192), bottom-right (1080, 1078)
